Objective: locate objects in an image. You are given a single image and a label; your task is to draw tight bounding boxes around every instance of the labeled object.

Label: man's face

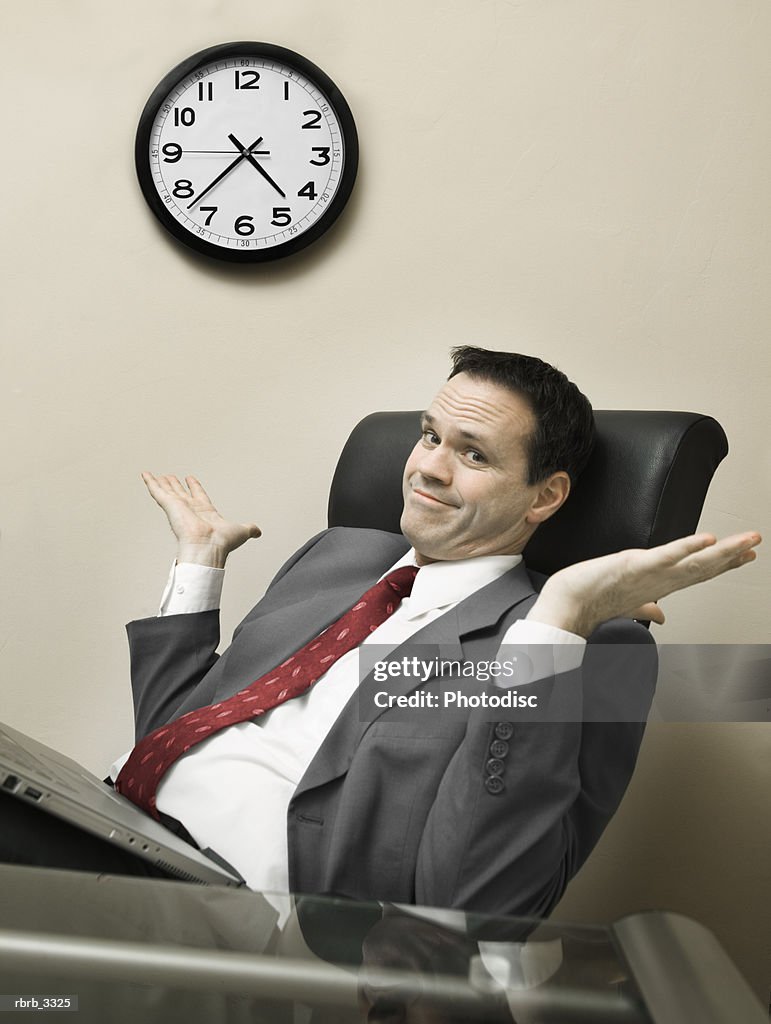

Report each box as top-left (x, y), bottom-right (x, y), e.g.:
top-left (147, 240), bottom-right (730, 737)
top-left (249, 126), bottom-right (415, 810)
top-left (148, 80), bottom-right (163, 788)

top-left (401, 373), bottom-right (561, 565)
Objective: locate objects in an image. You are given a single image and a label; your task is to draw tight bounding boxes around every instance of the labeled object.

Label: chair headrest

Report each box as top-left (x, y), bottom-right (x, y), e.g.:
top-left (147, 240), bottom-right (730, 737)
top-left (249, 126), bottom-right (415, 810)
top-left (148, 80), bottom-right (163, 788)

top-left (328, 410), bottom-right (728, 575)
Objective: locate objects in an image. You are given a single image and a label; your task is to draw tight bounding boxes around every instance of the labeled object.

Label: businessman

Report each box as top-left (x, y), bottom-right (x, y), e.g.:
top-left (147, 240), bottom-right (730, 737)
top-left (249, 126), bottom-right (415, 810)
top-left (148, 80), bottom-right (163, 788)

top-left (107, 347), bottom-right (760, 916)
top-left (1, 348), bottom-right (760, 917)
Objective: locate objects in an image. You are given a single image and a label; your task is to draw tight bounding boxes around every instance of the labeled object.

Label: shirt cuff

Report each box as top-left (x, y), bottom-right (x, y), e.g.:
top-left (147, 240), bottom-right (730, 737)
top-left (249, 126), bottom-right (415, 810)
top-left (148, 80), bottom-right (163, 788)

top-left (495, 618), bottom-right (586, 685)
top-left (109, 750), bottom-right (131, 782)
top-left (159, 561), bottom-right (225, 616)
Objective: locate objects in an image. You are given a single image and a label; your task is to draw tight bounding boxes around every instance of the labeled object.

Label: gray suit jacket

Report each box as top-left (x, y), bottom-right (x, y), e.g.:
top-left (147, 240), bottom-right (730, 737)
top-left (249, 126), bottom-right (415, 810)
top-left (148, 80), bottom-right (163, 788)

top-left (126, 527), bottom-right (656, 917)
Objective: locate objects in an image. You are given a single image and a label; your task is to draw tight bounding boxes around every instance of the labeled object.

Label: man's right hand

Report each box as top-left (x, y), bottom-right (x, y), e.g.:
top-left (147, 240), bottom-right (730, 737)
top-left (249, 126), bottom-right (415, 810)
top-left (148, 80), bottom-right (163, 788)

top-left (141, 472), bottom-right (262, 569)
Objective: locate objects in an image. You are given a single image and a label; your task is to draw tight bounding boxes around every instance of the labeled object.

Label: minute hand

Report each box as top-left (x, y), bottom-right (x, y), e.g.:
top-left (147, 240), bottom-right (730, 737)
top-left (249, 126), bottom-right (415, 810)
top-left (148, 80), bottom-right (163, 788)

top-left (186, 136), bottom-right (264, 210)
top-left (228, 132), bottom-right (286, 198)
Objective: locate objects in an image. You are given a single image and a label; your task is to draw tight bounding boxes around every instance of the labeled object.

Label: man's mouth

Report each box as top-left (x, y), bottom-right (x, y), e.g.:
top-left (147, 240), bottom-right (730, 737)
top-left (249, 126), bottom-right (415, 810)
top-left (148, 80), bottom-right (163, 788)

top-left (412, 487), bottom-right (455, 507)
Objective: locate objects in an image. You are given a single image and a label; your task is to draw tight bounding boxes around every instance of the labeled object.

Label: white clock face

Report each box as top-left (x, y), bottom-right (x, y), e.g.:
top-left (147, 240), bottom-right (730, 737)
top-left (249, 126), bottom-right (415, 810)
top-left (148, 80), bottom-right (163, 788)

top-left (141, 49), bottom-right (354, 259)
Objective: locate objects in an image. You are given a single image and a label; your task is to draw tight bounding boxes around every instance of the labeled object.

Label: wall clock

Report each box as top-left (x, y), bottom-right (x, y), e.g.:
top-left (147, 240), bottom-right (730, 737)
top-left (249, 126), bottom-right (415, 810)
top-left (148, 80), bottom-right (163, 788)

top-left (135, 41), bottom-right (359, 263)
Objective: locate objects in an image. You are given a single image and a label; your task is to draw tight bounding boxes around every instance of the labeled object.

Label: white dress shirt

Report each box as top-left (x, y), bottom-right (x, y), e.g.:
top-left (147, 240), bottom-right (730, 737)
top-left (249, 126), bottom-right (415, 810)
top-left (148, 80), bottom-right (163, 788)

top-left (113, 552), bottom-right (584, 892)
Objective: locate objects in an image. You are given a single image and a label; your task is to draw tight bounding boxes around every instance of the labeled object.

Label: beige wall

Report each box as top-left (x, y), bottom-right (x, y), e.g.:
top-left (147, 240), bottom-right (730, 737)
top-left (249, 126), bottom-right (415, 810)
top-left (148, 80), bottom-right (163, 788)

top-left (1, 0), bottom-right (768, 1003)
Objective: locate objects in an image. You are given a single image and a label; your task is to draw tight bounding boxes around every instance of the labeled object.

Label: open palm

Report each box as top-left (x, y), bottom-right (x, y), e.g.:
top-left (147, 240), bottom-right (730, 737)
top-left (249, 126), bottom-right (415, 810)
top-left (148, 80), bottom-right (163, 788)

top-left (530, 531), bottom-right (762, 637)
top-left (142, 472), bottom-right (261, 568)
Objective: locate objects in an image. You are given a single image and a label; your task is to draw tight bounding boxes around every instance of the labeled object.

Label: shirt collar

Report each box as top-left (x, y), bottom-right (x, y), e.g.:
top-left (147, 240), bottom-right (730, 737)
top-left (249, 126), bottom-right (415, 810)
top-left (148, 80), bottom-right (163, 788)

top-left (383, 548), bottom-right (522, 620)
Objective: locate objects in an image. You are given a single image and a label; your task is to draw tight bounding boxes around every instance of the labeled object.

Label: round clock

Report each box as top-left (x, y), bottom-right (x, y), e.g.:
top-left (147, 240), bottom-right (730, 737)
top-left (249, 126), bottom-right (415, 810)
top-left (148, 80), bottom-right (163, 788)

top-left (135, 42), bottom-right (359, 263)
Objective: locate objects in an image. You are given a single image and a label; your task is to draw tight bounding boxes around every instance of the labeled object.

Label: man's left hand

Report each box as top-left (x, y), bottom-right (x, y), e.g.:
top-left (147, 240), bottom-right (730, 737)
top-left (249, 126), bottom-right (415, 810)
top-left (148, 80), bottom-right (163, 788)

top-left (527, 531), bottom-right (762, 638)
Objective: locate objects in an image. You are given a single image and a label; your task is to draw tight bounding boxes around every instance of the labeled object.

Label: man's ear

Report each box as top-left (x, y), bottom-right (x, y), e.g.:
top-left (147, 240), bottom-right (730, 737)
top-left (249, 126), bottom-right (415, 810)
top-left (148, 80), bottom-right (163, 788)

top-left (526, 472), bottom-right (571, 525)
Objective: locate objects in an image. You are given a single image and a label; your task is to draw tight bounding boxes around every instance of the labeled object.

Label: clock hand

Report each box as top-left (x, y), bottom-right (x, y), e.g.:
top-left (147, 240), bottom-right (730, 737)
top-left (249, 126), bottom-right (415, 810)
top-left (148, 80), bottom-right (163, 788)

top-left (228, 132), bottom-right (287, 199)
top-left (182, 149), bottom-right (271, 155)
top-left (186, 136), bottom-right (264, 209)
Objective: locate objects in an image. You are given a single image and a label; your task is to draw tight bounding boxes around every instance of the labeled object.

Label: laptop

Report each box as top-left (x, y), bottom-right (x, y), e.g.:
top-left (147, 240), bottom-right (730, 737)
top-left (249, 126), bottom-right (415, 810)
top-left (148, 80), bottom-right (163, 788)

top-left (0, 721), bottom-right (245, 887)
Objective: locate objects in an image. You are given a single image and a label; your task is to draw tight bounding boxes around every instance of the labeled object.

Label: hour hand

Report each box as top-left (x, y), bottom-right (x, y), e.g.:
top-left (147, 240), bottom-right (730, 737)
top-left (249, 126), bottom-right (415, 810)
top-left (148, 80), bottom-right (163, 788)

top-left (228, 132), bottom-right (286, 199)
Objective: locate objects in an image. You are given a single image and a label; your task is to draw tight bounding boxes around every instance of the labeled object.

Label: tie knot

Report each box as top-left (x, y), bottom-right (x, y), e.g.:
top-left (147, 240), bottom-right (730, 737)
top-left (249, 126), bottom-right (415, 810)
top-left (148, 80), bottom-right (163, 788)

top-left (383, 564), bottom-right (419, 597)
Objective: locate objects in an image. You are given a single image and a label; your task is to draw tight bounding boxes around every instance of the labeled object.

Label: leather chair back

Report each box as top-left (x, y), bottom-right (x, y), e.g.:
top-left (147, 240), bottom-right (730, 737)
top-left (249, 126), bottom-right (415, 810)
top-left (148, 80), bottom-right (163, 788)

top-left (328, 410), bottom-right (728, 576)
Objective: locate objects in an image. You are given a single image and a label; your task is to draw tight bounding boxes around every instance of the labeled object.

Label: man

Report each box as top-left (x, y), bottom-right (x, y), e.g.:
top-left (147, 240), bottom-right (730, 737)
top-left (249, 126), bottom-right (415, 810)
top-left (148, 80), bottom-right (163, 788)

top-left (1, 348), bottom-right (760, 916)
top-left (109, 347), bottom-right (759, 916)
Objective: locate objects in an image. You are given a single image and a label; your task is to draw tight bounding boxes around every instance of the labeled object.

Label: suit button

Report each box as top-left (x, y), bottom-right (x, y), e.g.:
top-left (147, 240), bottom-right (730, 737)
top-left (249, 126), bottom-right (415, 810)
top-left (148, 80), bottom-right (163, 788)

top-left (494, 722), bottom-right (514, 741)
top-left (484, 776), bottom-right (505, 795)
top-left (489, 739), bottom-right (509, 759)
top-left (486, 757), bottom-right (505, 776)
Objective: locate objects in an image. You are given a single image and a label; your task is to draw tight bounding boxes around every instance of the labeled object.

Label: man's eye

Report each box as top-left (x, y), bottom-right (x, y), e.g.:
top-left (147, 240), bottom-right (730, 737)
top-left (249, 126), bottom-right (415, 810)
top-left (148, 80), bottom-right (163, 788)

top-left (422, 430), bottom-right (439, 445)
top-left (467, 450), bottom-right (486, 464)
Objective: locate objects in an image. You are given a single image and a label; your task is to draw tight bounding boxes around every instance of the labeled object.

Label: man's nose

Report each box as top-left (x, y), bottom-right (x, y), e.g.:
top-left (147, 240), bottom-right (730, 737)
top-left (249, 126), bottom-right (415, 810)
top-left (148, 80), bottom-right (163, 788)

top-left (415, 441), bottom-right (453, 484)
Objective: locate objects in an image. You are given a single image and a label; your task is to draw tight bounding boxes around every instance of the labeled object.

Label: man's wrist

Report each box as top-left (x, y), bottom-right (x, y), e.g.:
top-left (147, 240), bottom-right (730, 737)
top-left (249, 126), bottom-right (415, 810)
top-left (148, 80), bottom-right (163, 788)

top-left (526, 590), bottom-right (594, 639)
top-left (175, 542), bottom-right (229, 569)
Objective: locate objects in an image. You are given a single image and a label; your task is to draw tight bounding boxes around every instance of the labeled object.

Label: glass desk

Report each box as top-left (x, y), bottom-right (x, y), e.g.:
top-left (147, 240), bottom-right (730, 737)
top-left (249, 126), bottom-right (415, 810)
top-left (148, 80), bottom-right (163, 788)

top-left (0, 864), bottom-right (765, 1023)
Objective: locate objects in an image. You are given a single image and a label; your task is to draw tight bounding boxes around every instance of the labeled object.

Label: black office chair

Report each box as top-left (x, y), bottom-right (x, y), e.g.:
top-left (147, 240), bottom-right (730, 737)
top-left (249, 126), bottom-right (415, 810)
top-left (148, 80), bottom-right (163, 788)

top-left (328, 410), bottom-right (729, 576)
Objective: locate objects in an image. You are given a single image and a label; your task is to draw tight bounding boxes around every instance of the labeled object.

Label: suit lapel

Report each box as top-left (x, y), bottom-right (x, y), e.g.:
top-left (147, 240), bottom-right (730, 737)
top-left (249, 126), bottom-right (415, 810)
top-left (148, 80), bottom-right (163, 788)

top-left (212, 532), bottom-right (411, 704)
top-left (294, 560), bottom-right (537, 797)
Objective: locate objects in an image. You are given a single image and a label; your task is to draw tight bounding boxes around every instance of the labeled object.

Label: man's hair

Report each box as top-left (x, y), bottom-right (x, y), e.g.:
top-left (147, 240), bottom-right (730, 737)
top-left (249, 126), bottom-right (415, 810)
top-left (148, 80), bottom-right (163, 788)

top-left (449, 346), bottom-right (595, 486)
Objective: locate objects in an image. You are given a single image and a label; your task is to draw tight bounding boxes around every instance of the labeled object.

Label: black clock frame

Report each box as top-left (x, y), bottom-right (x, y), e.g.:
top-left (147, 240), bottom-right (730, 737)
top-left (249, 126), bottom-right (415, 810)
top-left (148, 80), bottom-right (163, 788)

top-left (135, 41), bottom-right (359, 263)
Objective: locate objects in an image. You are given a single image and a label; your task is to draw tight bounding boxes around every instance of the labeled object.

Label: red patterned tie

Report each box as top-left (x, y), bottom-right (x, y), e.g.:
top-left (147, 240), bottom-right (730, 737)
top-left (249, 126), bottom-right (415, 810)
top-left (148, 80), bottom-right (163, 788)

top-left (115, 565), bottom-right (419, 819)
